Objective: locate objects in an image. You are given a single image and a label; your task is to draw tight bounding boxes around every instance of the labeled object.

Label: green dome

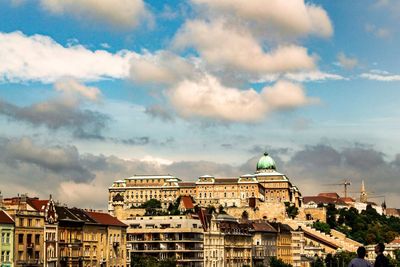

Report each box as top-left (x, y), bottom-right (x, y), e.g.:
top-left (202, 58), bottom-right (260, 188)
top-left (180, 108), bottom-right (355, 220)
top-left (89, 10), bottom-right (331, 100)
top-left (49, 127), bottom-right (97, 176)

top-left (256, 152), bottom-right (276, 170)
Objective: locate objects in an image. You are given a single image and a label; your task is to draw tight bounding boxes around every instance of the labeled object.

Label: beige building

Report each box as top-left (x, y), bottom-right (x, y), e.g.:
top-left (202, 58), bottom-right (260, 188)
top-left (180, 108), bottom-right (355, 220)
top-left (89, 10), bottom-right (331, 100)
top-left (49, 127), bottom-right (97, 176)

top-left (204, 213), bottom-right (253, 267)
top-left (2, 196), bottom-right (45, 267)
top-left (125, 215), bottom-right (204, 267)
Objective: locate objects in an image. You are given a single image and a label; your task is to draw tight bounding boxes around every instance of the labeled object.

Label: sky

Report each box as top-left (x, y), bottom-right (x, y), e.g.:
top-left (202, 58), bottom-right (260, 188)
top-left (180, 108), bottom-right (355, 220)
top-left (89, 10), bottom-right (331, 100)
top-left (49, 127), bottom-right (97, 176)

top-left (0, 0), bottom-right (399, 209)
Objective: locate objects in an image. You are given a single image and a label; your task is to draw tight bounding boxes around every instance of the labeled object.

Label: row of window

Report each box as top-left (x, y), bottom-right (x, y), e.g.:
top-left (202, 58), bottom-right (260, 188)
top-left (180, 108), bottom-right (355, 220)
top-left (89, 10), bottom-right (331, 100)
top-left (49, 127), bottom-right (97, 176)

top-left (18, 218), bottom-right (41, 227)
top-left (1, 251), bottom-right (11, 262)
top-left (17, 233), bottom-right (41, 244)
top-left (1, 232), bottom-right (11, 244)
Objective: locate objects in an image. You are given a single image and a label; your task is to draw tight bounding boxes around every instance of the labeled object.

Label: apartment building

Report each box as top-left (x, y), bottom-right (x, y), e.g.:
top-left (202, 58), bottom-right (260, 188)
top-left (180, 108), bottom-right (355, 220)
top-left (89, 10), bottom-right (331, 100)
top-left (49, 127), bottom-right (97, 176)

top-left (125, 215), bottom-right (204, 267)
top-left (2, 196), bottom-right (45, 267)
top-left (204, 213), bottom-right (253, 267)
top-left (250, 220), bottom-right (277, 267)
top-left (270, 222), bottom-right (293, 266)
top-left (0, 210), bottom-right (14, 267)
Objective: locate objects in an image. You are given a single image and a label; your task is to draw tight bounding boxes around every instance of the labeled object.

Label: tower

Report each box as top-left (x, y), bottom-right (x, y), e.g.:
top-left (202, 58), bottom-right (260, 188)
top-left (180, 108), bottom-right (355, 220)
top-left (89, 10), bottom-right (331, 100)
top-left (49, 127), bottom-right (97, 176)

top-left (360, 180), bottom-right (368, 203)
top-left (112, 193), bottom-right (124, 220)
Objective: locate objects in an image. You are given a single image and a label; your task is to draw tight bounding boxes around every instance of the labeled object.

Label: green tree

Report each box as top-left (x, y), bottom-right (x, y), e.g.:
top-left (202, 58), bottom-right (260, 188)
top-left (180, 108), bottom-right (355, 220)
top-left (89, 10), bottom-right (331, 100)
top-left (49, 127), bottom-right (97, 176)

top-left (284, 202), bottom-right (299, 219)
top-left (269, 256), bottom-right (293, 267)
top-left (313, 221), bottom-right (331, 234)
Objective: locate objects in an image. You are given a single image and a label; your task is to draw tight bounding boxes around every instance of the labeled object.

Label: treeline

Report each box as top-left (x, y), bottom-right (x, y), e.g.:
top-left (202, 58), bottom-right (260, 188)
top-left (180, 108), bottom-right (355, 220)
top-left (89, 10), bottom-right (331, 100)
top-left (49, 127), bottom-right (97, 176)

top-left (315, 203), bottom-right (400, 245)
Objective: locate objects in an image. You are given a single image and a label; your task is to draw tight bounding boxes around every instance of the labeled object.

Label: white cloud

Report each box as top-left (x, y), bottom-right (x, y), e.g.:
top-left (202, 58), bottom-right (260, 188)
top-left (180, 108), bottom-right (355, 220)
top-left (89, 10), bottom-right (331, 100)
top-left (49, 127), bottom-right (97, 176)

top-left (360, 72), bottom-right (400, 81)
top-left (40, 0), bottom-right (151, 28)
top-left (0, 31), bottom-right (134, 83)
top-left (337, 53), bottom-right (358, 70)
top-left (284, 71), bottom-right (345, 82)
top-left (129, 51), bottom-right (197, 84)
top-left (191, 0), bottom-right (333, 38)
top-left (168, 74), bottom-right (318, 122)
top-left (173, 20), bottom-right (316, 75)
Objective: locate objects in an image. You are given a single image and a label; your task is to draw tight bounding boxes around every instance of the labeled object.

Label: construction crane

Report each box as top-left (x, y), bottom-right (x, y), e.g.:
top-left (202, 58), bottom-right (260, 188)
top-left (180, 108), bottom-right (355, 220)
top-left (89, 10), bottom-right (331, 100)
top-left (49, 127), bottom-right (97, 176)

top-left (322, 179), bottom-right (351, 198)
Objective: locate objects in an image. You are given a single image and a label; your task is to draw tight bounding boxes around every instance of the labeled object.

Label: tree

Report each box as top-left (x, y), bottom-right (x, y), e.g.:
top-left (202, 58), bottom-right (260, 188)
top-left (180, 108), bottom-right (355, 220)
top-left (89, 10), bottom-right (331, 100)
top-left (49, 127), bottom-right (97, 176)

top-left (141, 199), bottom-right (162, 216)
top-left (269, 256), bottom-right (293, 267)
top-left (313, 221), bottom-right (331, 234)
top-left (241, 210), bottom-right (249, 220)
top-left (284, 202), bottom-right (299, 219)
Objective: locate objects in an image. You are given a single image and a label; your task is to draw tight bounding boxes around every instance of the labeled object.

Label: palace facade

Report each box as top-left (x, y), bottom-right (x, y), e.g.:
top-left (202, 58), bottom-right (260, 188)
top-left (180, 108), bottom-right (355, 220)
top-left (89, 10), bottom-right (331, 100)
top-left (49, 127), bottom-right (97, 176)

top-left (108, 153), bottom-right (303, 215)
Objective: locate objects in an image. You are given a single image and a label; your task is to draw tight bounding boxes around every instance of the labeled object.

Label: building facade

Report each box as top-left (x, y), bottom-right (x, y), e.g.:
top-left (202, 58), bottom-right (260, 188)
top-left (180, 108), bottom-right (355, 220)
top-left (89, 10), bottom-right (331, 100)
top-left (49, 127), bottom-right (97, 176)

top-left (204, 214), bottom-right (253, 267)
top-left (2, 196), bottom-right (45, 267)
top-left (250, 221), bottom-right (277, 267)
top-left (125, 215), bottom-right (204, 267)
top-left (108, 153), bottom-right (303, 214)
top-left (0, 210), bottom-right (14, 267)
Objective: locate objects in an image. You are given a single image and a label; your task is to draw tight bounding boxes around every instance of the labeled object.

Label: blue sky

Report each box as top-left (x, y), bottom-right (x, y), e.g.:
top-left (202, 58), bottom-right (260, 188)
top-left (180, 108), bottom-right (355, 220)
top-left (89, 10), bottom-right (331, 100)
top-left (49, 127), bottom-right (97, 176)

top-left (0, 0), bottom-right (399, 208)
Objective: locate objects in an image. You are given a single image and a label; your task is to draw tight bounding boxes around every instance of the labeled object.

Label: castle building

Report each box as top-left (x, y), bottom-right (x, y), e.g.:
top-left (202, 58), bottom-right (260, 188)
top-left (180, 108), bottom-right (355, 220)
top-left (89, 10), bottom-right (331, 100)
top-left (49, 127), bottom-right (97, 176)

top-left (108, 153), bottom-right (303, 214)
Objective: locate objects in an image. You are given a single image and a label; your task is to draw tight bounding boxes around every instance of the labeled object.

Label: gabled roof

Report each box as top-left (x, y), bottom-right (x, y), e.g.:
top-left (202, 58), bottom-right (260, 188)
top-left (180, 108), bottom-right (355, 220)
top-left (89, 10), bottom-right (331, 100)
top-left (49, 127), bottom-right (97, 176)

top-left (55, 206), bottom-right (82, 222)
top-left (0, 210), bottom-right (14, 224)
top-left (86, 211), bottom-right (127, 227)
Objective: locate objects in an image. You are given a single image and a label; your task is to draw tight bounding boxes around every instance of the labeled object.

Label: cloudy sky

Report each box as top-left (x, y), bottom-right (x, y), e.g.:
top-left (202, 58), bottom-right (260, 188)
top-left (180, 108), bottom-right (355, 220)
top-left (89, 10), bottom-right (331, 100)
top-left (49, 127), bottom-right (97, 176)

top-left (1, 0), bottom-right (399, 209)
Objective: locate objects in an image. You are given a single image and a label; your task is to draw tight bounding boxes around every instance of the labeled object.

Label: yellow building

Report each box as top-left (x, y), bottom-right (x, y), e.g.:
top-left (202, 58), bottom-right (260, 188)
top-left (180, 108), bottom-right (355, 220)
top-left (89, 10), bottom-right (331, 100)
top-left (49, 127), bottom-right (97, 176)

top-left (270, 222), bottom-right (293, 265)
top-left (2, 196), bottom-right (45, 267)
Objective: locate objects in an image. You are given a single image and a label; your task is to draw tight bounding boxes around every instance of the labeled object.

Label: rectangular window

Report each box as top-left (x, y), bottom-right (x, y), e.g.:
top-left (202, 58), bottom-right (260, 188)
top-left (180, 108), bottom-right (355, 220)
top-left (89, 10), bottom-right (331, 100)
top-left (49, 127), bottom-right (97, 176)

top-left (28, 219), bottom-right (32, 226)
top-left (35, 234), bottom-right (40, 244)
top-left (18, 233), bottom-right (24, 244)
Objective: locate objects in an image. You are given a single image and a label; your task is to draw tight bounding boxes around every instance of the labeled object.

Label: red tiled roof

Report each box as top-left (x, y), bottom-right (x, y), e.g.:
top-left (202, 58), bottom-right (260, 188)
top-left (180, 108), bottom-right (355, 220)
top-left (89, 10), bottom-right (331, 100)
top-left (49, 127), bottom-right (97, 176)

top-left (0, 210), bottom-right (14, 224)
top-left (86, 211), bottom-right (127, 227)
top-left (340, 197), bottom-right (355, 203)
top-left (303, 196), bottom-right (346, 205)
top-left (318, 192), bottom-right (340, 199)
top-left (180, 196), bottom-right (194, 209)
top-left (29, 199), bottom-right (49, 211)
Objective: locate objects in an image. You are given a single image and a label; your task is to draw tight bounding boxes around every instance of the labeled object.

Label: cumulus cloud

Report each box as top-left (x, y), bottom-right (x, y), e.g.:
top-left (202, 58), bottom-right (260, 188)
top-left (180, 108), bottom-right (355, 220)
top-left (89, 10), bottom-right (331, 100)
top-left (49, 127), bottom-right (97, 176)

top-left (173, 20), bottom-right (316, 75)
top-left (0, 31), bottom-right (134, 83)
top-left (191, 0), bottom-right (333, 38)
top-left (337, 53), bottom-right (358, 70)
top-left (168, 75), bottom-right (318, 122)
top-left (40, 0), bottom-right (151, 28)
top-left (0, 80), bottom-right (109, 139)
top-left (129, 51), bottom-right (197, 85)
